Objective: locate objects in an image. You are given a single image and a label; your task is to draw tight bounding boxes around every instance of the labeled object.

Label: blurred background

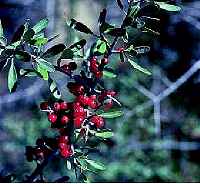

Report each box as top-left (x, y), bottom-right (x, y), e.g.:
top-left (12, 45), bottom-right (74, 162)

top-left (1, 0), bottom-right (200, 182)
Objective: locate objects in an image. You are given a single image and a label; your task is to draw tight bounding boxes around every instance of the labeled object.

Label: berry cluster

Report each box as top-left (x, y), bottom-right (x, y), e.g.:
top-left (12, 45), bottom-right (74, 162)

top-left (89, 56), bottom-right (108, 78)
top-left (39, 80), bottom-right (117, 158)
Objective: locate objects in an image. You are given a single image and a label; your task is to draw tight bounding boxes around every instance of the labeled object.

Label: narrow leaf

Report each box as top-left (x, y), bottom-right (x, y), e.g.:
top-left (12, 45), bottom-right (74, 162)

top-left (15, 51), bottom-right (31, 62)
top-left (11, 25), bottom-right (25, 43)
top-left (85, 159), bottom-right (106, 171)
top-left (98, 110), bottom-right (123, 118)
top-left (128, 58), bottom-right (151, 75)
top-left (0, 20), bottom-right (4, 38)
top-left (43, 44), bottom-right (66, 58)
top-left (69, 19), bottom-right (93, 34)
top-left (98, 9), bottom-right (107, 24)
top-left (49, 78), bottom-right (61, 99)
top-left (8, 60), bottom-right (17, 92)
top-left (69, 39), bottom-right (86, 51)
top-left (36, 64), bottom-right (48, 80)
top-left (23, 28), bottom-right (35, 42)
top-left (155, 2), bottom-right (181, 12)
top-left (103, 70), bottom-right (117, 78)
top-left (95, 131), bottom-right (114, 139)
top-left (32, 18), bottom-right (49, 33)
top-left (105, 28), bottom-right (126, 37)
top-left (36, 58), bottom-right (55, 72)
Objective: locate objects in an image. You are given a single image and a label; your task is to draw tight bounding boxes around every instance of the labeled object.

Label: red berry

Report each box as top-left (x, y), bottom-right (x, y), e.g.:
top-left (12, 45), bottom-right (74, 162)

top-left (60, 145), bottom-right (73, 158)
top-left (58, 135), bottom-right (69, 144)
top-left (76, 95), bottom-right (90, 105)
top-left (60, 115), bottom-right (69, 125)
top-left (61, 64), bottom-right (70, 72)
top-left (88, 99), bottom-right (98, 109)
top-left (58, 142), bottom-right (66, 149)
top-left (91, 56), bottom-right (97, 62)
top-left (60, 101), bottom-right (68, 110)
top-left (104, 99), bottom-right (113, 111)
top-left (74, 116), bottom-right (84, 128)
top-left (95, 71), bottom-right (103, 78)
top-left (73, 103), bottom-right (85, 117)
top-left (107, 90), bottom-right (117, 97)
top-left (90, 60), bottom-right (99, 73)
top-left (101, 57), bottom-right (108, 65)
top-left (48, 114), bottom-right (57, 123)
top-left (89, 95), bottom-right (97, 100)
top-left (116, 47), bottom-right (124, 52)
top-left (40, 102), bottom-right (49, 110)
top-left (90, 116), bottom-right (105, 128)
top-left (53, 102), bottom-right (60, 112)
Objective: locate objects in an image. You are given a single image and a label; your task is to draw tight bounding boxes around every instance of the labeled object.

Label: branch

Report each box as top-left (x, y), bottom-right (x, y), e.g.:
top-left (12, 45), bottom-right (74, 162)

top-left (157, 60), bottom-right (200, 102)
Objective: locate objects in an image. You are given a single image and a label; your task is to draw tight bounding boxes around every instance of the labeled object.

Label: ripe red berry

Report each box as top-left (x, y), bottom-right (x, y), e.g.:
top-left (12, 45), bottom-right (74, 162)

top-left (60, 101), bottom-right (68, 110)
top-left (73, 103), bottom-right (85, 117)
top-left (101, 57), bottom-right (108, 65)
top-left (53, 102), bottom-right (60, 112)
top-left (61, 64), bottom-right (70, 72)
top-left (90, 116), bottom-right (105, 128)
top-left (116, 47), bottom-right (124, 52)
top-left (60, 145), bottom-right (73, 158)
top-left (104, 99), bottom-right (113, 111)
top-left (88, 99), bottom-right (98, 109)
top-left (48, 114), bottom-right (57, 123)
top-left (58, 135), bottom-right (69, 144)
top-left (91, 56), bottom-right (97, 62)
top-left (61, 115), bottom-right (69, 125)
top-left (76, 95), bottom-right (90, 105)
top-left (68, 82), bottom-right (85, 96)
top-left (58, 142), bottom-right (66, 149)
top-left (40, 102), bottom-right (49, 110)
top-left (89, 95), bottom-right (97, 100)
top-left (107, 90), bottom-right (117, 97)
top-left (95, 71), bottom-right (103, 78)
top-left (74, 116), bottom-right (84, 128)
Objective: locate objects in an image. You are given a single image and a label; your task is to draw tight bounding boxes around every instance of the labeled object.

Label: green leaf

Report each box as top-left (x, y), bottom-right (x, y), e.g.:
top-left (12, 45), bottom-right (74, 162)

top-left (15, 51), bottom-right (31, 62)
top-left (8, 60), bottom-right (17, 92)
top-left (36, 64), bottom-right (48, 80)
top-left (20, 69), bottom-right (39, 77)
top-left (32, 18), bottom-right (49, 33)
top-left (69, 19), bottom-right (93, 34)
top-left (43, 44), bottom-right (66, 58)
top-left (36, 58), bottom-right (55, 72)
top-left (31, 37), bottom-right (48, 47)
top-left (128, 58), bottom-right (151, 75)
top-left (98, 8), bottom-right (107, 24)
top-left (103, 70), bottom-right (117, 78)
top-left (11, 25), bottom-right (25, 43)
top-left (49, 78), bottom-right (61, 99)
top-left (98, 110), bottom-right (123, 118)
top-left (0, 20), bottom-right (4, 38)
top-left (155, 2), bottom-right (181, 12)
top-left (33, 32), bottom-right (45, 39)
top-left (59, 48), bottom-right (74, 59)
top-left (105, 28), bottom-right (126, 37)
top-left (95, 131), bottom-right (114, 139)
top-left (85, 159), bottom-right (106, 171)
top-left (93, 39), bottom-right (107, 55)
top-left (69, 39), bottom-right (86, 52)
top-left (24, 28), bottom-right (35, 42)
top-left (134, 46), bottom-right (150, 54)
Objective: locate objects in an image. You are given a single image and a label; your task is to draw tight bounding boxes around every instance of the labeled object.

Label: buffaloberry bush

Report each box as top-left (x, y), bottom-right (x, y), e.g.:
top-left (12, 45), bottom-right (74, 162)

top-left (0, 0), bottom-right (181, 182)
